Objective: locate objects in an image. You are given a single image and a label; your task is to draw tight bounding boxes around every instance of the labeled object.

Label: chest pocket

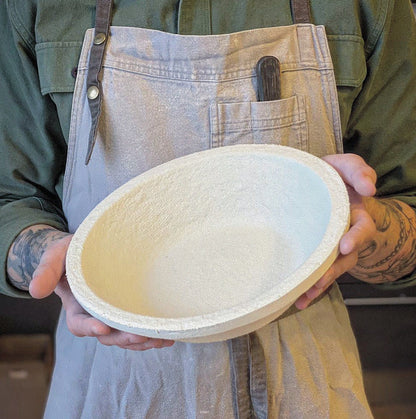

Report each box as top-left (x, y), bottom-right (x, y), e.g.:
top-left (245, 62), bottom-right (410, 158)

top-left (35, 42), bottom-right (81, 139)
top-left (327, 34), bottom-right (367, 135)
top-left (210, 94), bottom-right (307, 151)
top-left (36, 42), bottom-right (81, 95)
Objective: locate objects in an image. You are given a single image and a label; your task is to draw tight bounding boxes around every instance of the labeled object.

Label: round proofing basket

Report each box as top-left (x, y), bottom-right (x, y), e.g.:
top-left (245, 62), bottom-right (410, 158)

top-left (66, 144), bottom-right (350, 343)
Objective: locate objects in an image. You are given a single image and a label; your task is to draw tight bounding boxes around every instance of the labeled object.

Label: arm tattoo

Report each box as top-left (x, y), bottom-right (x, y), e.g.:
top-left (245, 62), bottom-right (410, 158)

top-left (7, 226), bottom-right (68, 291)
top-left (352, 199), bottom-right (416, 283)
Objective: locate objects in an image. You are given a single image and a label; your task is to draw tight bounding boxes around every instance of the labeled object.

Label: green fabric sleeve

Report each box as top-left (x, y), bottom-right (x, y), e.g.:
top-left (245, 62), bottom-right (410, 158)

top-left (343, 0), bottom-right (416, 288)
top-left (0, 2), bottom-right (68, 297)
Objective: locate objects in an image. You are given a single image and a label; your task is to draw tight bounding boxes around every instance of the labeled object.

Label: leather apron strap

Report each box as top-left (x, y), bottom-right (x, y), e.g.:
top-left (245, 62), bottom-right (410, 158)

top-left (291, 0), bottom-right (312, 23)
top-left (228, 333), bottom-right (269, 419)
top-left (228, 287), bottom-right (328, 419)
top-left (85, 0), bottom-right (113, 164)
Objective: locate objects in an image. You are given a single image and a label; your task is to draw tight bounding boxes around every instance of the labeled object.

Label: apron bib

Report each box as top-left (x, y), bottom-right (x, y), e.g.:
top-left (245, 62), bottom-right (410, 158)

top-left (45, 1), bottom-right (372, 418)
top-left (62, 14), bottom-right (344, 232)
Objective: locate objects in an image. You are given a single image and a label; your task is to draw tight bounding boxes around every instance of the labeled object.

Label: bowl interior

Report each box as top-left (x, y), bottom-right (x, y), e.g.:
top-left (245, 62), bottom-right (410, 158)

top-left (79, 151), bottom-right (332, 319)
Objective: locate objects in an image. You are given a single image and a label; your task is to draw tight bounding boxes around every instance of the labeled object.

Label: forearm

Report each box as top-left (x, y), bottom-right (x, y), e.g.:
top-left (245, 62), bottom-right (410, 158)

top-left (350, 197), bottom-right (416, 283)
top-left (7, 225), bottom-right (69, 291)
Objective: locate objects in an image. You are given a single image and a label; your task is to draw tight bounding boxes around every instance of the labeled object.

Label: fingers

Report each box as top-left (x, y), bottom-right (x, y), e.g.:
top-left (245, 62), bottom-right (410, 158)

top-left (322, 154), bottom-right (377, 254)
top-left (27, 231), bottom-right (173, 351)
top-left (296, 193), bottom-right (375, 310)
top-left (295, 251), bottom-right (358, 310)
top-left (296, 190), bottom-right (376, 309)
top-left (29, 235), bottom-right (72, 299)
top-left (339, 196), bottom-right (376, 255)
top-left (322, 154), bottom-right (377, 197)
top-left (55, 276), bottom-right (112, 337)
top-left (56, 277), bottom-right (174, 350)
top-left (295, 154), bottom-right (378, 310)
top-left (97, 331), bottom-right (175, 351)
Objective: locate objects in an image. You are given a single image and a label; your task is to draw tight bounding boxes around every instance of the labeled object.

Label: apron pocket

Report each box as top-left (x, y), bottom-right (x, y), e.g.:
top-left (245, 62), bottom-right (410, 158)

top-left (210, 95), bottom-right (308, 151)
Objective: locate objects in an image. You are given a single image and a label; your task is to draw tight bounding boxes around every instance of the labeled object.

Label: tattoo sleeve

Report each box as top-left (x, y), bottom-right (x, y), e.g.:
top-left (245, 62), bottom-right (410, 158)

top-left (350, 198), bottom-right (416, 283)
top-left (7, 225), bottom-right (69, 291)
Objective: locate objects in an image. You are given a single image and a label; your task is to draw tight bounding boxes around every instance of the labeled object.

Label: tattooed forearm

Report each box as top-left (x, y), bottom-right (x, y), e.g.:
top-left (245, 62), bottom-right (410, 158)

top-left (7, 225), bottom-right (68, 291)
top-left (349, 198), bottom-right (416, 283)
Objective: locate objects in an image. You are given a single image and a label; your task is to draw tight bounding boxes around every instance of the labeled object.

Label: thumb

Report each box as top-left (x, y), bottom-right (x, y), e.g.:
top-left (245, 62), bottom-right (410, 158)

top-left (322, 154), bottom-right (377, 197)
top-left (29, 235), bottom-right (72, 299)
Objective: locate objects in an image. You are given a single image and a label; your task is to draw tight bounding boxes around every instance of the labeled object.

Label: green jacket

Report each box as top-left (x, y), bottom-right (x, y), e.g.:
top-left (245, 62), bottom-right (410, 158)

top-left (1, 0), bottom-right (416, 297)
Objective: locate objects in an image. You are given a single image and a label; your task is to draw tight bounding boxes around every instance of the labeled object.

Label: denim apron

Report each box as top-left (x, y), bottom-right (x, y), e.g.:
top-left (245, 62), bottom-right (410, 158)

top-left (44, 0), bottom-right (373, 417)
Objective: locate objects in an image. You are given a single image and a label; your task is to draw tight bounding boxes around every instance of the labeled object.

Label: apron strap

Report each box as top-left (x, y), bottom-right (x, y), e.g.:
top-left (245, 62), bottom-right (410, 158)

top-left (247, 333), bottom-right (269, 419)
top-left (228, 336), bottom-right (254, 419)
top-left (290, 0), bottom-right (312, 24)
top-left (229, 333), bottom-right (266, 419)
top-left (228, 332), bottom-right (268, 419)
top-left (228, 287), bottom-right (329, 418)
top-left (85, 0), bottom-right (113, 164)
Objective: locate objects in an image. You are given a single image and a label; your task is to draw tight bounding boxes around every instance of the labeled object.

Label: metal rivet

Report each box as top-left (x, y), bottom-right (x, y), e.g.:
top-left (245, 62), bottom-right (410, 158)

top-left (93, 32), bottom-right (106, 45)
top-left (87, 86), bottom-right (100, 100)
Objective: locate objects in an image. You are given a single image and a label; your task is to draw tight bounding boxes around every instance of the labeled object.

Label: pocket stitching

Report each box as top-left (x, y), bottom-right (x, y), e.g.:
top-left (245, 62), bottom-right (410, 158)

top-left (210, 95), bottom-right (309, 150)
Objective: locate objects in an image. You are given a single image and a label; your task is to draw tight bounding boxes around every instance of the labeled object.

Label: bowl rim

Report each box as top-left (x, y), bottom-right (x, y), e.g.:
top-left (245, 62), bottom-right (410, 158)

top-left (66, 144), bottom-right (350, 339)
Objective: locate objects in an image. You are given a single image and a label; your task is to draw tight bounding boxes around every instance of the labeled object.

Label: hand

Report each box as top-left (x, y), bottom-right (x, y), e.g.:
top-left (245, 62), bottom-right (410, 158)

top-left (295, 154), bottom-right (377, 310)
top-left (30, 231), bottom-right (174, 350)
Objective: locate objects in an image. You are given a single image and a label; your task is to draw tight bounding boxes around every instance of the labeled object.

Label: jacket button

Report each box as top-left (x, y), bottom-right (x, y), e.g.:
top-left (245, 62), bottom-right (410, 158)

top-left (87, 86), bottom-right (100, 100)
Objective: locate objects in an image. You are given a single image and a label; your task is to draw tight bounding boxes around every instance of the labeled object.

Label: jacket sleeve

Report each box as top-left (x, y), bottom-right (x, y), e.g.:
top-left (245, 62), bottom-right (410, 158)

top-left (344, 0), bottom-right (416, 288)
top-left (0, 3), bottom-right (68, 297)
